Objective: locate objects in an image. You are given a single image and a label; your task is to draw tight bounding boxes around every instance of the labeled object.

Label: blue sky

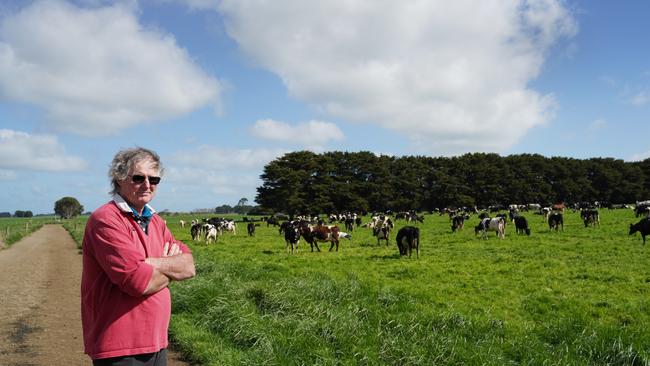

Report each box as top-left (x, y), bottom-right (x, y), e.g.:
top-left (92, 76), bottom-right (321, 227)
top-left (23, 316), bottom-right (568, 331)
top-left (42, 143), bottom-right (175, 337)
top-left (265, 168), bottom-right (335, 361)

top-left (0, 0), bottom-right (648, 215)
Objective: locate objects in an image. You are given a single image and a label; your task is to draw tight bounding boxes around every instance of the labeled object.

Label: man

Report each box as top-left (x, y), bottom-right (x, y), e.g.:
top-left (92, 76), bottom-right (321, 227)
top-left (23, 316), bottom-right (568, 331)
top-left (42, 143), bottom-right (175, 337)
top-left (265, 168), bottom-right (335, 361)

top-left (81, 147), bottom-right (195, 365)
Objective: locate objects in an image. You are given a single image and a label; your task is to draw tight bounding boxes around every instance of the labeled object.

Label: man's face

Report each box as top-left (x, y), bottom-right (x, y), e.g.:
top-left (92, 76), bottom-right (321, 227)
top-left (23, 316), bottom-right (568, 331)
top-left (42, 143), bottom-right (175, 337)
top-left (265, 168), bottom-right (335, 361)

top-left (117, 159), bottom-right (160, 212)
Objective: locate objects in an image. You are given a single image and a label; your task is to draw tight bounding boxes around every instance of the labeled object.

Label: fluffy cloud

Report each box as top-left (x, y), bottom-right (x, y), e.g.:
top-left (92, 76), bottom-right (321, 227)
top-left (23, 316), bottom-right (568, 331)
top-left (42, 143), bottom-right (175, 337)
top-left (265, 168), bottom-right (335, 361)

top-left (0, 1), bottom-right (220, 136)
top-left (589, 118), bottom-right (607, 131)
top-left (165, 0), bottom-right (220, 11)
top-left (250, 119), bottom-right (344, 148)
top-left (630, 92), bottom-right (650, 106)
top-left (0, 129), bottom-right (87, 171)
top-left (163, 146), bottom-right (287, 203)
top-left (170, 145), bottom-right (288, 171)
top-left (217, 0), bottom-right (577, 154)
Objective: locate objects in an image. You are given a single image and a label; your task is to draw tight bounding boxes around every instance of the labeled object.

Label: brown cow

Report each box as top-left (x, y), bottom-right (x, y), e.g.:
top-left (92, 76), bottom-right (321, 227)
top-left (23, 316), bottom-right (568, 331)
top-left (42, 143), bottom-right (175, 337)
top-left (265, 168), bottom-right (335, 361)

top-left (551, 202), bottom-right (566, 212)
top-left (300, 224), bottom-right (341, 252)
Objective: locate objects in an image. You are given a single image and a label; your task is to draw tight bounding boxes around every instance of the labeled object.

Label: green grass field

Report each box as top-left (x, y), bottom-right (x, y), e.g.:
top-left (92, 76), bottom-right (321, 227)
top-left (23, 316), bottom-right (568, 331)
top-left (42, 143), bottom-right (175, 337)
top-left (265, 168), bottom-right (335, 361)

top-left (11, 210), bottom-right (647, 365)
top-left (165, 210), bottom-right (650, 365)
top-left (0, 216), bottom-right (54, 246)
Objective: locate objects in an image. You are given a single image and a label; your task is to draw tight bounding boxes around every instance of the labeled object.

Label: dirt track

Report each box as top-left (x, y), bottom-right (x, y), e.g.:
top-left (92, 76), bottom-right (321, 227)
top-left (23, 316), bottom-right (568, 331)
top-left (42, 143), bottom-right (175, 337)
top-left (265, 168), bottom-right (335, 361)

top-left (0, 225), bottom-right (190, 365)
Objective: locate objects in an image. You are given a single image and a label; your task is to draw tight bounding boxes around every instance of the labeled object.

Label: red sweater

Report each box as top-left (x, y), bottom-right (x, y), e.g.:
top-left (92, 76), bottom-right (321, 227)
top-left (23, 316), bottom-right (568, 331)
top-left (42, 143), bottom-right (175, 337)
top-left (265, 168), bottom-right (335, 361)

top-left (81, 199), bottom-right (190, 360)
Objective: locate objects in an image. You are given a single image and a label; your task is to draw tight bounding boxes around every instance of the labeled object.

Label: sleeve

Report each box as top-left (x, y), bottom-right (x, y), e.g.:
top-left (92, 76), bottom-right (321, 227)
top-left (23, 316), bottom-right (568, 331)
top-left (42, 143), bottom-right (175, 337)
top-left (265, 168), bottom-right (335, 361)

top-left (86, 213), bottom-right (153, 297)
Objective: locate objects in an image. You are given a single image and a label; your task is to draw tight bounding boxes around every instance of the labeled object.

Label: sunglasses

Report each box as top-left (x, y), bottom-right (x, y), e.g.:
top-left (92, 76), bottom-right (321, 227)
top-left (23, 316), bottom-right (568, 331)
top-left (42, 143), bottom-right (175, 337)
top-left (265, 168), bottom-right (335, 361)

top-left (130, 175), bottom-right (161, 185)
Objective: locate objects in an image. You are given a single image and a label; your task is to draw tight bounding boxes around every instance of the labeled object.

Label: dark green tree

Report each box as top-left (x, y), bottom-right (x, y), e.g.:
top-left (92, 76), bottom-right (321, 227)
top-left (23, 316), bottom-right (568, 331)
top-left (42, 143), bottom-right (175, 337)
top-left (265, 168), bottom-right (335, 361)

top-left (54, 197), bottom-right (84, 219)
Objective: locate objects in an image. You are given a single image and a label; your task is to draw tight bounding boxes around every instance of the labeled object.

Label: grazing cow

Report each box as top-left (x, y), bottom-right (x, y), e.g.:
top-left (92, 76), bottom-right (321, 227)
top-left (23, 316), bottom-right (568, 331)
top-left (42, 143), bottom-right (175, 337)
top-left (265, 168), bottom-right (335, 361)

top-left (190, 223), bottom-right (201, 241)
top-left (373, 225), bottom-right (390, 246)
top-left (300, 224), bottom-right (341, 252)
top-left (344, 218), bottom-right (355, 232)
top-left (179, 220), bottom-right (186, 228)
top-left (581, 209), bottom-right (600, 227)
top-left (514, 215), bottom-right (531, 236)
top-left (284, 224), bottom-right (301, 253)
top-left (396, 226), bottom-right (420, 258)
top-left (205, 224), bottom-right (218, 244)
top-left (629, 218), bottom-right (650, 244)
top-left (548, 213), bottom-right (564, 231)
top-left (451, 215), bottom-right (467, 232)
top-left (338, 231), bottom-right (352, 240)
top-left (635, 204), bottom-right (650, 217)
top-left (355, 217), bottom-right (363, 227)
top-left (475, 217), bottom-right (505, 239)
top-left (247, 222), bottom-right (256, 237)
top-left (279, 221), bottom-right (293, 235)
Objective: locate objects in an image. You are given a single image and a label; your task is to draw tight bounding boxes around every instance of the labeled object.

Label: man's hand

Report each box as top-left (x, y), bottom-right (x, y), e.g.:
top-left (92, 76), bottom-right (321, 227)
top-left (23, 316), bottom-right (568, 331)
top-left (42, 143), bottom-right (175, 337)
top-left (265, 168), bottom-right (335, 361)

top-left (162, 242), bottom-right (182, 257)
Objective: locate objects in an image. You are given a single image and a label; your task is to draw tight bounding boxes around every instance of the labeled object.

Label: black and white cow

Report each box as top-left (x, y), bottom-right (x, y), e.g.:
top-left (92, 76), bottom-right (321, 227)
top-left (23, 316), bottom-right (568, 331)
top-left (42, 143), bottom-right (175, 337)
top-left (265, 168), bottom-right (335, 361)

top-left (635, 203), bottom-right (650, 217)
top-left (475, 217), bottom-right (505, 239)
top-left (451, 214), bottom-right (467, 232)
top-left (548, 213), bottom-right (564, 231)
top-left (190, 222), bottom-right (202, 241)
top-left (284, 224), bottom-right (301, 254)
top-left (373, 225), bottom-right (391, 246)
top-left (581, 209), bottom-right (600, 227)
top-left (396, 226), bottom-right (420, 258)
top-left (247, 222), bottom-right (256, 237)
top-left (629, 218), bottom-right (650, 244)
top-left (514, 215), bottom-right (531, 236)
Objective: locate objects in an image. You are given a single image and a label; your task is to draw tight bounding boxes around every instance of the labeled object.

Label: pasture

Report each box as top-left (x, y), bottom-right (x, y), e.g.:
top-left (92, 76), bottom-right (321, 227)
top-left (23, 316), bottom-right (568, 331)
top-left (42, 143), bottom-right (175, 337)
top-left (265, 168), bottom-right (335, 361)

top-left (166, 209), bottom-right (650, 365)
top-left (0, 216), bottom-right (52, 246)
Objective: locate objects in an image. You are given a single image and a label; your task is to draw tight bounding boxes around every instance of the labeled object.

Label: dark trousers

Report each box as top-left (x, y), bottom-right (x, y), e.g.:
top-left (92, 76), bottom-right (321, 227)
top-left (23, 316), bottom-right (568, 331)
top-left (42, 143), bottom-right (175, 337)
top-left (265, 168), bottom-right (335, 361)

top-left (93, 349), bottom-right (167, 366)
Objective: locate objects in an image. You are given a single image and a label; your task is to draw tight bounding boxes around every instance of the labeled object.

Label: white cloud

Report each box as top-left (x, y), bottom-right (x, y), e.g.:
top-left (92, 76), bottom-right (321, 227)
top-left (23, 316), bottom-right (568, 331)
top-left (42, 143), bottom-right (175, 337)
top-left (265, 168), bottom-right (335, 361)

top-left (630, 92), bottom-right (650, 106)
top-left (0, 1), bottom-right (220, 136)
top-left (250, 119), bottom-right (344, 148)
top-left (0, 168), bottom-right (16, 180)
top-left (165, 0), bottom-right (219, 11)
top-left (0, 129), bottom-right (87, 171)
top-left (217, 0), bottom-right (577, 155)
top-left (170, 145), bottom-right (288, 171)
top-left (160, 146), bottom-right (287, 207)
top-left (628, 150), bottom-right (650, 162)
top-left (589, 118), bottom-right (607, 131)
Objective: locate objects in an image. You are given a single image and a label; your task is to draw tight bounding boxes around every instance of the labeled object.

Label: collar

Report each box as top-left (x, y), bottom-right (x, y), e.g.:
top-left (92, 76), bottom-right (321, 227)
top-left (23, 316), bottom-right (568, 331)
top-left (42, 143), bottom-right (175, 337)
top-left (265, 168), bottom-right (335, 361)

top-left (112, 194), bottom-right (156, 218)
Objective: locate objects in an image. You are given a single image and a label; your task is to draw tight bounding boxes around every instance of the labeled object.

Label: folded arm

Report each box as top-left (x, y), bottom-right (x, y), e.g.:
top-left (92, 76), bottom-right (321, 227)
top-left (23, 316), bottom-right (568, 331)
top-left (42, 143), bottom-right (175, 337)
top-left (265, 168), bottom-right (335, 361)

top-left (143, 242), bottom-right (195, 295)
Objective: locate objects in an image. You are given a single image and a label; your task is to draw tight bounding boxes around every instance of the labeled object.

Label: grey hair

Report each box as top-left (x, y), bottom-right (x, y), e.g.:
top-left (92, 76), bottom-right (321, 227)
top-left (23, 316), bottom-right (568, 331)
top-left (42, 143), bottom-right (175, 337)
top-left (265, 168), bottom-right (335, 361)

top-left (108, 147), bottom-right (164, 195)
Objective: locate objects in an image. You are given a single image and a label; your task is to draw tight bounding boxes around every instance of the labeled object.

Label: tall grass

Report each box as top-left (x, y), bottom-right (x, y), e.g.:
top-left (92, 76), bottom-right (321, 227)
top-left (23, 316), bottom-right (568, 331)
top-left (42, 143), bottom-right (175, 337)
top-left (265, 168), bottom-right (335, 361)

top-left (167, 210), bottom-right (650, 365)
top-left (61, 216), bottom-right (88, 250)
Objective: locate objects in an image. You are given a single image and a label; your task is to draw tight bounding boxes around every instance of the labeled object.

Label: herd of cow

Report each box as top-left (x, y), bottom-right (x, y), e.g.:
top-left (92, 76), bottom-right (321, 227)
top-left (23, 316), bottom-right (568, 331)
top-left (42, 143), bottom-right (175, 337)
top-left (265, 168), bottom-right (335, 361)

top-left (183, 202), bottom-right (650, 258)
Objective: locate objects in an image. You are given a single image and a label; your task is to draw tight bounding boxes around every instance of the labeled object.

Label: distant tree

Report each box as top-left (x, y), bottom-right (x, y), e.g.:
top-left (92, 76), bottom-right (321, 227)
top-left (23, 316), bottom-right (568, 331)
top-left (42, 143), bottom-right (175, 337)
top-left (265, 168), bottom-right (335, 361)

top-left (54, 197), bottom-right (84, 219)
top-left (214, 205), bottom-right (233, 214)
top-left (233, 205), bottom-right (254, 215)
top-left (0, 212), bottom-right (11, 218)
top-left (247, 206), bottom-right (270, 216)
top-left (236, 198), bottom-right (249, 207)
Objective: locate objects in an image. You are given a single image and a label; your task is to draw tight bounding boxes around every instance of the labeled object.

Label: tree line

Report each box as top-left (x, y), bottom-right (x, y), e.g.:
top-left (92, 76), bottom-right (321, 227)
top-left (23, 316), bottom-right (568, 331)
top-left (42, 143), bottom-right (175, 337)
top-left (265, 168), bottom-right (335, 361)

top-left (0, 211), bottom-right (33, 218)
top-left (255, 151), bottom-right (650, 215)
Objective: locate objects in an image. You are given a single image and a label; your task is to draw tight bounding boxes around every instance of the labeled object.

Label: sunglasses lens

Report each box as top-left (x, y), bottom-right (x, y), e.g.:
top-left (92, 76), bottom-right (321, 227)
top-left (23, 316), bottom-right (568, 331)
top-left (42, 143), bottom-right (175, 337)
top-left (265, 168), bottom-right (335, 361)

top-left (131, 175), bottom-right (146, 183)
top-left (131, 175), bottom-right (161, 185)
